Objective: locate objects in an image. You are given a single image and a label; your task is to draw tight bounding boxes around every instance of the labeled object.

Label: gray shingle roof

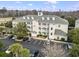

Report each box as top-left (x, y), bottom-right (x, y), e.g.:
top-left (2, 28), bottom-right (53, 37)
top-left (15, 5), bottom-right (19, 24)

top-left (54, 29), bottom-right (67, 36)
top-left (13, 15), bottom-right (68, 24)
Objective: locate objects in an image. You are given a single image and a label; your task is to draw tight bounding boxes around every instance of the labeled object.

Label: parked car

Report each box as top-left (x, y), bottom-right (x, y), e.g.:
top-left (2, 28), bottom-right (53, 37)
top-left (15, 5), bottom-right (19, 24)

top-left (23, 37), bottom-right (29, 41)
top-left (34, 50), bottom-right (39, 57)
top-left (7, 35), bottom-right (14, 39)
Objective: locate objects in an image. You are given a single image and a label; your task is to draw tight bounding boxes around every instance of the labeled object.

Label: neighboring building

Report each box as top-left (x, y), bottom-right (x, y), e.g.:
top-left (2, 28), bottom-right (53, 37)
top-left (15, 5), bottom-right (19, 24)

top-left (12, 12), bottom-right (69, 41)
top-left (0, 17), bottom-right (12, 24)
top-left (75, 19), bottom-right (79, 28)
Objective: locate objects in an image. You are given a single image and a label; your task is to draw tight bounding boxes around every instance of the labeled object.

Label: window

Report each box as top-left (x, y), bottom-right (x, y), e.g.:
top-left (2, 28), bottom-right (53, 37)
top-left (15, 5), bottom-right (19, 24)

top-left (42, 28), bottom-right (46, 30)
top-left (43, 23), bottom-right (46, 25)
top-left (43, 32), bottom-right (46, 35)
top-left (51, 28), bottom-right (53, 30)
top-left (51, 33), bottom-right (52, 35)
top-left (27, 22), bottom-right (30, 24)
top-left (39, 23), bottom-right (41, 25)
top-left (27, 26), bottom-right (30, 28)
top-left (58, 25), bottom-right (60, 27)
top-left (39, 27), bottom-right (41, 30)
top-left (33, 31), bottom-right (37, 34)
top-left (57, 37), bottom-right (59, 39)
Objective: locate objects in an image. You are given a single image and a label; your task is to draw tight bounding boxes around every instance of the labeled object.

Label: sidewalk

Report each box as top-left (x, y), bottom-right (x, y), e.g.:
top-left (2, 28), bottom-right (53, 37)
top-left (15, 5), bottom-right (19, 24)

top-left (32, 37), bottom-right (72, 45)
top-left (32, 37), bottom-right (48, 41)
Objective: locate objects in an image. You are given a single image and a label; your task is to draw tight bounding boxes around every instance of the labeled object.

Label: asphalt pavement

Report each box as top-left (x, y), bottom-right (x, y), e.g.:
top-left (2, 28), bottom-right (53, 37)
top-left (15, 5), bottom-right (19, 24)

top-left (0, 37), bottom-right (69, 57)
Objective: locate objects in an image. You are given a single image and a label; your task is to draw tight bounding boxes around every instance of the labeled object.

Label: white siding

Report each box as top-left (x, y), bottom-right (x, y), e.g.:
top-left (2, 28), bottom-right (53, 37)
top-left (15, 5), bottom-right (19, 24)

top-left (31, 20), bottom-right (39, 37)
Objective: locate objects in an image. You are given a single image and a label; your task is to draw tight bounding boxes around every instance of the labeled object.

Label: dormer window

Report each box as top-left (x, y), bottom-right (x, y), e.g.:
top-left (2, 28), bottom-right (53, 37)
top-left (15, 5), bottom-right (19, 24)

top-left (42, 17), bottom-right (44, 20)
top-left (52, 17), bottom-right (55, 20)
top-left (31, 17), bottom-right (34, 19)
top-left (27, 16), bottom-right (30, 19)
top-left (47, 17), bottom-right (50, 20)
top-left (23, 16), bottom-right (25, 19)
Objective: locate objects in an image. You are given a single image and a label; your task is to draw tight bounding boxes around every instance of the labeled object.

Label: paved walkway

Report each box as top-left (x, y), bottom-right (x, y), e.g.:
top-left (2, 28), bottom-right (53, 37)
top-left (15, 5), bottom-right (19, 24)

top-left (32, 37), bottom-right (72, 45)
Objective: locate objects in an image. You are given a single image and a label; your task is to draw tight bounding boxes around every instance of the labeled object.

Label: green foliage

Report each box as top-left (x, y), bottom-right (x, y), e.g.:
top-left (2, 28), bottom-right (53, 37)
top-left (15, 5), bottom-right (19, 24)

top-left (0, 40), bottom-right (4, 51)
top-left (5, 21), bottom-right (12, 28)
top-left (8, 43), bottom-right (30, 57)
top-left (61, 15), bottom-right (65, 18)
top-left (0, 23), bottom-right (5, 26)
top-left (19, 48), bottom-right (30, 57)
top-left (69, 44), bottom-right (79, 57)
top-left (0, 27), bottom-right (4, 32)
top-left (37, 32), bottom-right (47, 38)
top-left (12, 22), bottom-right (29, 39)
top-left (66, 17), bottom-right (76, 27)
top-left (61, 38), bottom-right (65, 41)
top-left (68, 28), bottom-right (79, 44)
top-left (0, 51), bottom-right (8, 57)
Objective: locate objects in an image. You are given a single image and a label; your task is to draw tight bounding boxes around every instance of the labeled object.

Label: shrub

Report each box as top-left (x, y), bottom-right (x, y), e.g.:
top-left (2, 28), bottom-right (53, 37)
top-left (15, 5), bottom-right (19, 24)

top-left (61, 38), bottom-right (65, 41)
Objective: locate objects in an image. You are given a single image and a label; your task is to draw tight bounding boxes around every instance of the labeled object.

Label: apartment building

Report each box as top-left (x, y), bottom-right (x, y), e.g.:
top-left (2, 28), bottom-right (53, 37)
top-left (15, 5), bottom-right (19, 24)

top-left (12, 12), bottom-right (69, 41)
top-left (75, 19), bottom-right (79, 28)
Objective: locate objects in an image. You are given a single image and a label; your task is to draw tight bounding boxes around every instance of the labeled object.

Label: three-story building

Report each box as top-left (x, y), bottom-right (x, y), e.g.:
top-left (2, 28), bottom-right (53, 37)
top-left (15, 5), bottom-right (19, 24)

top-left (12, 12), bottom-right (69, 41)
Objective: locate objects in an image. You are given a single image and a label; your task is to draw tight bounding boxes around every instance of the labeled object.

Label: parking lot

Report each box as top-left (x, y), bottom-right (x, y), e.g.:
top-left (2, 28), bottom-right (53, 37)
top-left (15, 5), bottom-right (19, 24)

top-left (0, 36), bottom-right (69, 57)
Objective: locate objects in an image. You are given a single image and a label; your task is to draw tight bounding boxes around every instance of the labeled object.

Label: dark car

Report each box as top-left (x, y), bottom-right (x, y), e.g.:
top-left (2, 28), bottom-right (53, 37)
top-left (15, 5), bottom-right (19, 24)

top-left (34, 50), bottom-right (39, 57)
top-left (23, 37), bottom-right (29, 41)
top-left (8, 35), bottom-right (14, 39)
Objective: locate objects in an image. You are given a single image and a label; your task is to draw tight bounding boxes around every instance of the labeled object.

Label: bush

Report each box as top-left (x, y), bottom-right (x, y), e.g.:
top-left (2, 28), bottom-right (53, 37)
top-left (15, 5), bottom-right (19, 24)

top-left (0, 51), bottom-right (8, 57)
top-left (61, 38), bottom-right (65, 41)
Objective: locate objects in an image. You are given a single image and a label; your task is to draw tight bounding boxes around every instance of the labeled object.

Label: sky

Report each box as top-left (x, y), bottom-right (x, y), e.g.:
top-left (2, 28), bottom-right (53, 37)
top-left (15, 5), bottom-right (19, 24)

top-left (0, 1), bottom-right (79, 11)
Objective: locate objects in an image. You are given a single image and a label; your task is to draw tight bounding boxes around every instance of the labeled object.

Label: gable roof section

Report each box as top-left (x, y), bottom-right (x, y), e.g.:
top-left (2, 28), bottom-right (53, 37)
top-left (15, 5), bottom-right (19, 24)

top-left (54, 29), bottom-right (67, 36)
top-left (13, 15), bottom-right (68, 25)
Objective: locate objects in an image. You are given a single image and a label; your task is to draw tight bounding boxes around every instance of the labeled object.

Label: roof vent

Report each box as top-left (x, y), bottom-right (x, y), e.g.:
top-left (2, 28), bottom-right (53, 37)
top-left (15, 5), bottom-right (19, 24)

top-left (23, 16), bottom-right (25, 19)
top-left (52, 17), bottom-right (55, 20)
top-left (38, 11), bottom-right (43, 16)
top-left (42, 17), bottom-right (44, 20)
top-left (47, 17), bottom-right (50, 20)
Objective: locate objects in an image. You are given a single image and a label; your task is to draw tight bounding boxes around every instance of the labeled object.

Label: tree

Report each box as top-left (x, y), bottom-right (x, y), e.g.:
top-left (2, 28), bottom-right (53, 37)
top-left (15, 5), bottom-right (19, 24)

top-left (8, 43), bottom-right (23, 57)
top-left (5, 21), bottom-right (12, 28)
top-left (66, 17), bottom-right (76, 27)
top-left (8, 43), bottom-right (30, 57)
top-left (68, 28), bottom-right (79, 44)
top-left (0, 51), bottom-right (8, 57)
top-left (12, 22), bottom-right (29, 39)
top-left (0, 7), bottom-right (7, 17)
top-left (0, 27), bottom-right (4, 32)
top-left (0, 27), bottom-right (5, 37)
top-left (69, 44), bottom-right (79, 57)
top-left (0, 40), bottom-right (4, 50)
top-left (32, 10), bottom-right (38, 15)
top-left (19, 48), bottom-right (30, 57)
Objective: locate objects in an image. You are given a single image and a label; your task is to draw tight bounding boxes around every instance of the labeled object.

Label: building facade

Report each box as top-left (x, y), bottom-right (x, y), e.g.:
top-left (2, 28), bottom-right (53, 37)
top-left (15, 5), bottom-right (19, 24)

top-left (12, 12), bottom-right (69, 41)
top-left (75, 19), bottom-right (79, 28)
